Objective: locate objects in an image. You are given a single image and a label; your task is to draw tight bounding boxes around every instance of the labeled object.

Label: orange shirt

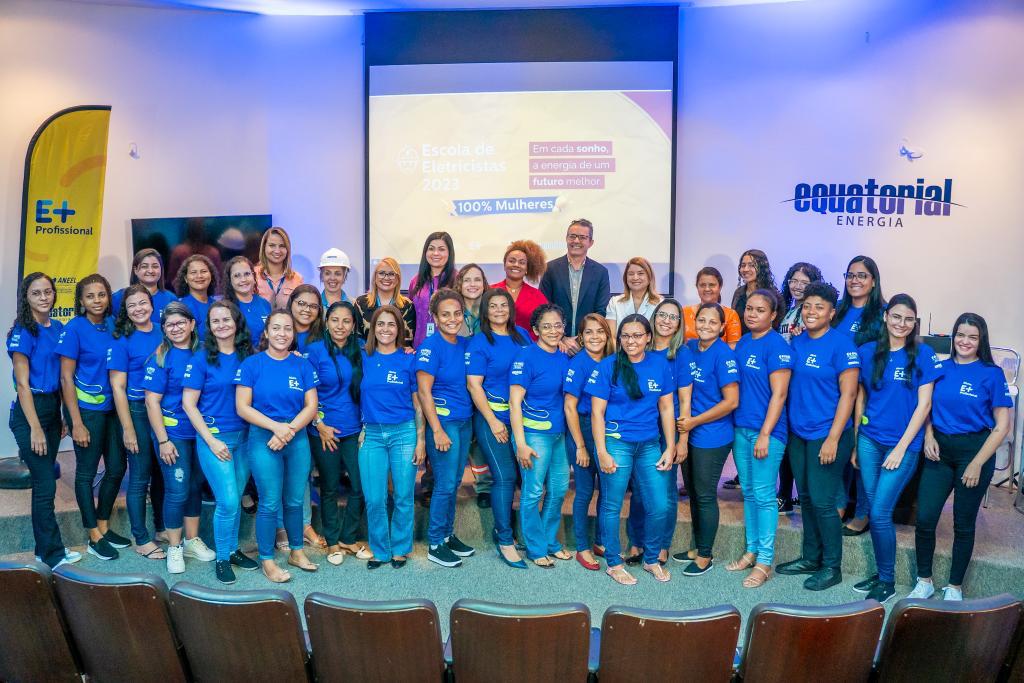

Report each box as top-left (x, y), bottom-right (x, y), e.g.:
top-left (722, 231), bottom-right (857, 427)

top-left (683, 304), bottom-right (742, 345)
top-left (254, 265), bottom-right (303, 310)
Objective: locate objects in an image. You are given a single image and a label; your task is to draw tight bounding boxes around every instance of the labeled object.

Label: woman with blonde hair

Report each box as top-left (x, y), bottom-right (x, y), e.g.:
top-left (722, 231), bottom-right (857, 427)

top-left (254, 227), bottom-right (303, 309)
top-left (355, 257), bottom-right (416, 346)
top-left (606, 257), bottom-right (662, 333)
top-left (495, 240), bottom-right (548, 339)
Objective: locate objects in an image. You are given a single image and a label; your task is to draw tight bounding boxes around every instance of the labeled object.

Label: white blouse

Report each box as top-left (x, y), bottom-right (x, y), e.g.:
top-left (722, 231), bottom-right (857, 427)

top-left (605, 293), bottom-right (659, 326)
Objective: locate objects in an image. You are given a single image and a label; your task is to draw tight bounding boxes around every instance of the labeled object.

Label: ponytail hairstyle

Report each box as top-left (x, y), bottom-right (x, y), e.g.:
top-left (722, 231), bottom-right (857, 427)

top-left (154, 301), bottom-right (199, 367)
top-left (480, 288), bottom-right (526, 346)
top-left (203, 300), bottom-right (253, 366)
top-left (113, 284), bottom-right (154, 339)
top-left (287, 284), bottom-right (325, 342)
top-left (834, 255), bottom-right (886, 346)
top-left (173, 254), bottom-right (218, 299)
top-left (411, 231), bottom-right (456, 296)
top-left (258, 310), bottom-right (298, 352)
top-left (951, 312), bottom-right (996, 366)
top-left (128, 248), bottom-right (167, 290)
top-left (324, 301), bottom-right (363, 404)
top-left (695, 301), bottom-right (726, 326)
top-left (73, 273), bottom-right (113, 319)
top-left (221, 255), bottom-right (257, 303)
top-left (747, 288), bottom-right (783, 331)
top-left (650, 298), bottom-right (684, 359)
top-left (576, 313), bottom-right (615, 359)
top-left (695, 266), bottom-right (724, 303)
top-left (365, 305), bottom-right (406, 356)
top-left (612, 313), bottom-right (651, 401)
top-left (429, 287), bottom-right (464, 320)
top-left (8, 272), bottom-right (55, 340)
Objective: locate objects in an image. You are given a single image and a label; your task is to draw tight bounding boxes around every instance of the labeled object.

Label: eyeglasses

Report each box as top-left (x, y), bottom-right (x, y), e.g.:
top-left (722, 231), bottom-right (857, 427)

top-left (620, 333), bottom-right (648, 342)
top-left (538, 322), bottom-right (565, 332)
top-left (889, 313), bottom-right (917, 326)
top-left (294, 300), bottom-right (320, 311)
top-left (566, 234), bottom-right (590, 242)
top-left (164, 320), bottom-right (189, 330)
top-left (788, 278), bottom-right (810, 287)
top-left (376, 271), bottom-right (398, 279)
top-left (845, 271), bottom-right (871, 282)
top-left (655, 311), bottom-right (680, 322)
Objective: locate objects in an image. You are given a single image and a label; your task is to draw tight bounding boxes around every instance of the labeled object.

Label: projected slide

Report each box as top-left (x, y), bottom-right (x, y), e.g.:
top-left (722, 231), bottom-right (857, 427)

top-left (368, 62), bottom-right (674, 289)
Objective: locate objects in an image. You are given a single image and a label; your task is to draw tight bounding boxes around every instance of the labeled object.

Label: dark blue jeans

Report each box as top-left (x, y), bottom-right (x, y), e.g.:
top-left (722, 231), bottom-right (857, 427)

top-left (68, 407), bottom-right (126, 530)
top-left (157, 437), bottom-right (204, 530)
top-left (474, 412), bottom-right (518, 545)
top-left (10, 393), bottom-right (66, 567)
top-left (426, 418), bottom-right (472, 546)
top-left (123, 400), bottom-right (165, 545)
top-left (565, 414), bottom-right (602, 551)
top-left (248, 426), bottom-right (311, 560)
top-left (856, 434), bottom-right (919, 583)
top-left (788, 428), bottom-right (854, 569)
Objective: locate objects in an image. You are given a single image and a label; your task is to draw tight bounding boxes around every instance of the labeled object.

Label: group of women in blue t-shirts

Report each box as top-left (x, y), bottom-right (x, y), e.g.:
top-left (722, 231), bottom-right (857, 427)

top-left (6, 235), bottom-right (1012, 602)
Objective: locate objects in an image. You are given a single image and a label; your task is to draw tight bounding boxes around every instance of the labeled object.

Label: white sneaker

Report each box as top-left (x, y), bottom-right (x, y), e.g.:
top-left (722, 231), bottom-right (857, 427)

top-left (35, 548), bottom-right (82, 565)
top-left (183, 536), bottom-right (216, 562)
top-left (907, 579), bottom-right (935, 599)
top-left (167, 545), bottom-right (185, 574)
top-left (942, 586), bottom-right (963, 601)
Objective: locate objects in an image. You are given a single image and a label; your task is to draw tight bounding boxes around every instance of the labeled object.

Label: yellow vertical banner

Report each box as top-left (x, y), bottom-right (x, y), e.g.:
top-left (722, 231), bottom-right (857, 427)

top-left (19, 106), bottom-right (111, 322)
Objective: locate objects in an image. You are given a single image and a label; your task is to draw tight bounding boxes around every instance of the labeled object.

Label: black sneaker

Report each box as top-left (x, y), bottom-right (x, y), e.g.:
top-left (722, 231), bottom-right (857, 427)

top-left (230, 550), bottom-right (259, 571)
top-left (88, 538), bottom-right (119, 560)
top-left (428, 543), bottom-right (462, 568)
top-left (723, 475), bottom-right (741, 490)
top-left (681, 559), bottom-right (713, 576)
top-left (215, 560), bottom-right (236, 585)
top-left (867, 581), bottom-right (896, 604)
top-left (853, 574), bottom-right (880, 594)
top-left (446, 535), bottom-right (475, 557)
top-left (778, 497), bottom-right (794, 515)
top-left (103, 530), bottom-right (132, 548)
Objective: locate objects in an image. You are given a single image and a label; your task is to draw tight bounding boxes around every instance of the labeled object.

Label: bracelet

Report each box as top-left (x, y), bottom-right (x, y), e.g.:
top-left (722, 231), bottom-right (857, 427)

top-left (158, 438), bottom-right (170, 445)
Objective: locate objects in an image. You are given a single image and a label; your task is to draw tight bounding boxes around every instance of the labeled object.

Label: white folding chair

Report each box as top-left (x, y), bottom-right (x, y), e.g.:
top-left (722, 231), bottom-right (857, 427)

top-left (987, 347), bottom-right (1019, 508)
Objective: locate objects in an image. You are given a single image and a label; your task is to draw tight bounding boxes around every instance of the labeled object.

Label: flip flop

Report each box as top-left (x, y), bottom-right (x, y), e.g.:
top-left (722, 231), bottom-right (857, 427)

top-left (136, 545), bottom-right (166, 560)
top-left (262, 565), bottom-right (291, 583)
top-left (607, 566), bottom-right (637, 585)
top-left (288, 559), bottom-right (319, 573)
top-left (644, 563), bottom-right (672, 583)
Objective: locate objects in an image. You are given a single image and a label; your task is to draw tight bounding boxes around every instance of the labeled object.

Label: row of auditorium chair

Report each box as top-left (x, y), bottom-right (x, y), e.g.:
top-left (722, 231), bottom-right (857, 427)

top-left (1, 559), bottom-right (1023, 682)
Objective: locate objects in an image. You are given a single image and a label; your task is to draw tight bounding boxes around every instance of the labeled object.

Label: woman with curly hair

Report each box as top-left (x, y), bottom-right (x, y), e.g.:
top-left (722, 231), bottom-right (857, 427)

top-left (174, 254), bottom-right (218, 338)
top-left (731, 249), bottom-right (779, 336)
top-left (495, 239), bottom-right (548, 340)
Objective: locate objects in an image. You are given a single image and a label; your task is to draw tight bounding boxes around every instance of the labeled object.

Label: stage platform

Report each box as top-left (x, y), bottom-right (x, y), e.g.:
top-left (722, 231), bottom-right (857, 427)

top-left (1, 450), bottom-right (1022, 637)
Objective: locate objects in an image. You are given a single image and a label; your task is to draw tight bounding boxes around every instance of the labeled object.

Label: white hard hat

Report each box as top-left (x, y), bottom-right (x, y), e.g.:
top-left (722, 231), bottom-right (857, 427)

top-left (319, 248), bottom-right (351, 270)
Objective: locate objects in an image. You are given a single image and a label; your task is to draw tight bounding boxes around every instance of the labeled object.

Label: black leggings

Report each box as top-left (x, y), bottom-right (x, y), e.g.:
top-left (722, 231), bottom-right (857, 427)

top-left (67, 407), bottom-right (126, 530)
top-left (681, 443), bottom-right (732, 558)
top-left (311, 432), bottom-right (364, 546)
top-left (915, 429), bottom-right (994, 586)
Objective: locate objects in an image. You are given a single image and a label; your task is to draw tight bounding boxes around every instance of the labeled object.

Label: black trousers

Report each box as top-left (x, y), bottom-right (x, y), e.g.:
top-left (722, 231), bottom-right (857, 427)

top-left (788, 428), bottom-right (854, 569)
top-left (681, 443), bottom-right (732, 557)
top-left (66, 407), bottom-right (126, 529)
top-left (10, 393), bottom-right (66, 566)
top-left (915, 429), bottom-right (994, 586)
top-left (311, 432), bottom-right (364, 546)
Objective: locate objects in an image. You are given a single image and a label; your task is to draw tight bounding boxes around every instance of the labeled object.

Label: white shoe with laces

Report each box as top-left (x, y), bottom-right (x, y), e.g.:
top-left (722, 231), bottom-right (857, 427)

top-left (942, 586), bottom-right (963, 601)
top-left (907, 579), bottom-right (935, 599)
top-left (167, 545), bottom-right (185, 574)
top-left (183, 536), bottom-right (216, 562)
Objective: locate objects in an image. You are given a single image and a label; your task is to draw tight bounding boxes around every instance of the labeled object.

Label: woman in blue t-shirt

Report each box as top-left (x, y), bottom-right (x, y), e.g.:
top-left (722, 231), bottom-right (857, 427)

top-left (182, 300), bottom-right (258, 584)
top-left (588, 314), bottom-right (677, 585)
top-left (852, 293), bottom-right (941, 604)
top-left (108, 285), bottom-right (166, 560)
top-left (674, 303), bottom-right (739, 577)
top-left (144, 302), bottom-right (216, 575)
top-left (359, 305), bottom-right (426, 568)
top-left (236, 309), bottom-right (320, 582)
top-left (563, 313), bottom-right (615, 571)
top-left (222, 256), bottom-right (272, 341)
top-left (111, 248), bottom-right (177, 324)
top-left (7, 273), bottom-right (74, 569)
top-left (174, 254), bottom-right (218, 339)
top-left (466, 288), bottom-right (530, 568)
top-left (776, 282), bottom-right (860, 591)
top-left (307, 301), bottom-right (368, 566)
top-left (417, 288), bottom-right (474, 568)
top-left (728, 290), bottom-right (792, 588)
top-left (57, 273), bottom-right (128, 561)
top-left (909, 313), bottom-right (1012, 601)
top-left (510, 303), bottom-right (571, 567)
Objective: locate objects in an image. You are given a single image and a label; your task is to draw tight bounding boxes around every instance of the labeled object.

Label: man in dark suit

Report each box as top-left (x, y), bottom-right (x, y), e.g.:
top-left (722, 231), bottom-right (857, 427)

top-left (539, 218), bottom-right (611, 354)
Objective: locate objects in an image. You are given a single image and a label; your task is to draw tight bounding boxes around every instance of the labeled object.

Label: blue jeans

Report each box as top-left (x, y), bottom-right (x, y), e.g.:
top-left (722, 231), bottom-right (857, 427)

top-left (518, 431), bottom-right (569, 560)
top-left (599, 437), bottom-right (669, 567)
top-left (474, 412), bottom-right (518, 545)
top-left (124, 400), bottom-right (165, 545)
top-left (360, 421), bottom-right (418, 560)
top-left (733, 427), bottom-right (785, 565)
top-left (627, 435), bottom-right (677, 553)
top-left (566, 414), bottom-right (602, 551)
top-left (276, 456), bottom-right (313, 529)
top-left (838, 462), bottom-right (870, 518)
top-left (196, 430), bottom-right (250, 561)
top-left (857, 434), bottom-right (919, 583)
top-left (248, 426), bottom-right (311, 560)
top-left (426, 418), bottom-right (472, 546)
top-left (157, 437), bottom-right (204, 531)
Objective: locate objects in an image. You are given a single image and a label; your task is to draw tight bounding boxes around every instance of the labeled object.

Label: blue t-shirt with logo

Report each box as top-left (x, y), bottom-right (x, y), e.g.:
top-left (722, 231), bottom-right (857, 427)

top-left (416, 333), bottom-right (471, 422)
top-left (834, 303), bottom-right (864, 339)
top-left (236, 296), bottom-right (272, 342)
top-left (563, 351), bottom-right (602, 417)
top-left (465, 327), bottom-right (531, 424)
top-left (7, 320), bottom-right (63, 398)
top-left (296, 330), bottom-right (315, 357)
top-left (56, 316), bottom-right (115, 411)
top-left (179, 294), bottom-right (212, 338)
top-left (858, 343), bottom-right (943, 451)
top-left (931, 359), bottom-right (1013, 435)
top-left (306, 341), bottom-right (361, 438)
top-left (585, 352), bottom-right (674, 443)
top-left (112, 288), bottom-right (178, 324)
top-left (650, 346), bottom-right (695, 418)
top-left (235, 352), bottom-right (318, 424)
top-left (106, 328), bottom-right (162, 401)
top-left (143, 346), bottom-right (196, 439)
top-left (182, 350), bottom-right (245, 434)
top-left (360, 349), bottom-right (417, 424)
top-left (510, 343), bottom-right (570, 434)
top-left (789, 329), bottom-right (861, 440)
top-left (734, 331), bottom-right (794, 443)
top-left (685, 338), bottom-right (740, 448)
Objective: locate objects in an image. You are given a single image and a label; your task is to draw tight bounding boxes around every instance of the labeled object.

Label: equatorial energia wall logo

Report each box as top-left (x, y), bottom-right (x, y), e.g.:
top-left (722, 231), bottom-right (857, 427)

top-left (783, 177), bottom-right (963, 228)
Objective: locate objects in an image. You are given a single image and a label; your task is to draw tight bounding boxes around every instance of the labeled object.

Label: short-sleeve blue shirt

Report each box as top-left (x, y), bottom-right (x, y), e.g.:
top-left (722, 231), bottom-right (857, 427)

top-left (182, 350), bottom-right (245, 434)
top-left (465, 328), bottom-right (531, 424)
top-left (360, 349), bottom-right (417, 424)
top-left (7, 320), bottom-right (63, 397)
top-left (236, 296), bottom-right (272, 342)
top-left (733, 331), bottom-right (794, 443)
top-left (235, 352), bottom-right (318, 424)
top-left (143, 346), bottom-right (196, 438)
top-left (306, 341), bottom-right (361, 438)
top-left (510, 343), bottom-right (570, 434)
top-left (789, 328), bottom-right (861, 440)
top-left (56, 316), bottom-right (114, 411)
top-left (106, 328), bottom-right (162, 401)
top-left (931, 359), bottom-right (1013, 435)
top-left (585, 352), bottom-right (674, 443)
top-left (685, 338), bottom-right (740, 448)
top-left (563, 351), bottom-right (602, 417)
top-left (416, 333), bottom-right (471, 422)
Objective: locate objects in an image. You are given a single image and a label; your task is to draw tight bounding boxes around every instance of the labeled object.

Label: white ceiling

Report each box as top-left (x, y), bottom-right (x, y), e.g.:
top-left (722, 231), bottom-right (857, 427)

top-left (61, 0), bottom-right (809, 16)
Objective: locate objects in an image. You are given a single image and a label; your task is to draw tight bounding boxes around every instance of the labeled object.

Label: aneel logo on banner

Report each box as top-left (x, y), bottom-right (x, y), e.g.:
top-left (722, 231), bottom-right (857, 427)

top-left (784, 178), bottom-right (963, 228)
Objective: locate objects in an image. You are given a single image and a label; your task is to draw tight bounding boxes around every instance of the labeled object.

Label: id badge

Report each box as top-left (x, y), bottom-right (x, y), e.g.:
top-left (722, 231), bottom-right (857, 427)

top-left (426, 322), bottom-right (435, 337)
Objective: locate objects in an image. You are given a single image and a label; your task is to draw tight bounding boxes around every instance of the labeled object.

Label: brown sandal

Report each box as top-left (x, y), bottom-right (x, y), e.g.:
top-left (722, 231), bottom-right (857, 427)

top-left (743, 564), bottom-right (771, 588)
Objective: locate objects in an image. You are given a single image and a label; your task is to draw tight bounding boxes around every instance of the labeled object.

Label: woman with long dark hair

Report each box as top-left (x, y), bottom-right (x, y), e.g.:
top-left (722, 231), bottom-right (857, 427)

top-left (588, 313), bottom-right (677, 585)
top-left (409, 231), bottom-right (456, 347)
top-left (8, 273), bottom-right (78, 568)
top-left (852, 294), bottom-right (941, 603)
top-left (108, 285), bottom-right (166, 560)
top-left (731, 249), bottom-right (778, 335)
top-left (222, 256), bottom-right (272, 341)
top-left (112, 248), bottom-right (177, 323)
top-left (466, 288), bottom-right (530, 568)
top-left (909, 313), bottom-right (1011, 601)
top-left (57, 273), bottom-right (128, 560)
top-left (182, 300), bottom-right (258, 584)
top-left (174, 254), bottom-right (218, 338)
top-left (288, 284), bottom-right (325, 355)
top-left (144, 302), bottom-right (216, 574)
